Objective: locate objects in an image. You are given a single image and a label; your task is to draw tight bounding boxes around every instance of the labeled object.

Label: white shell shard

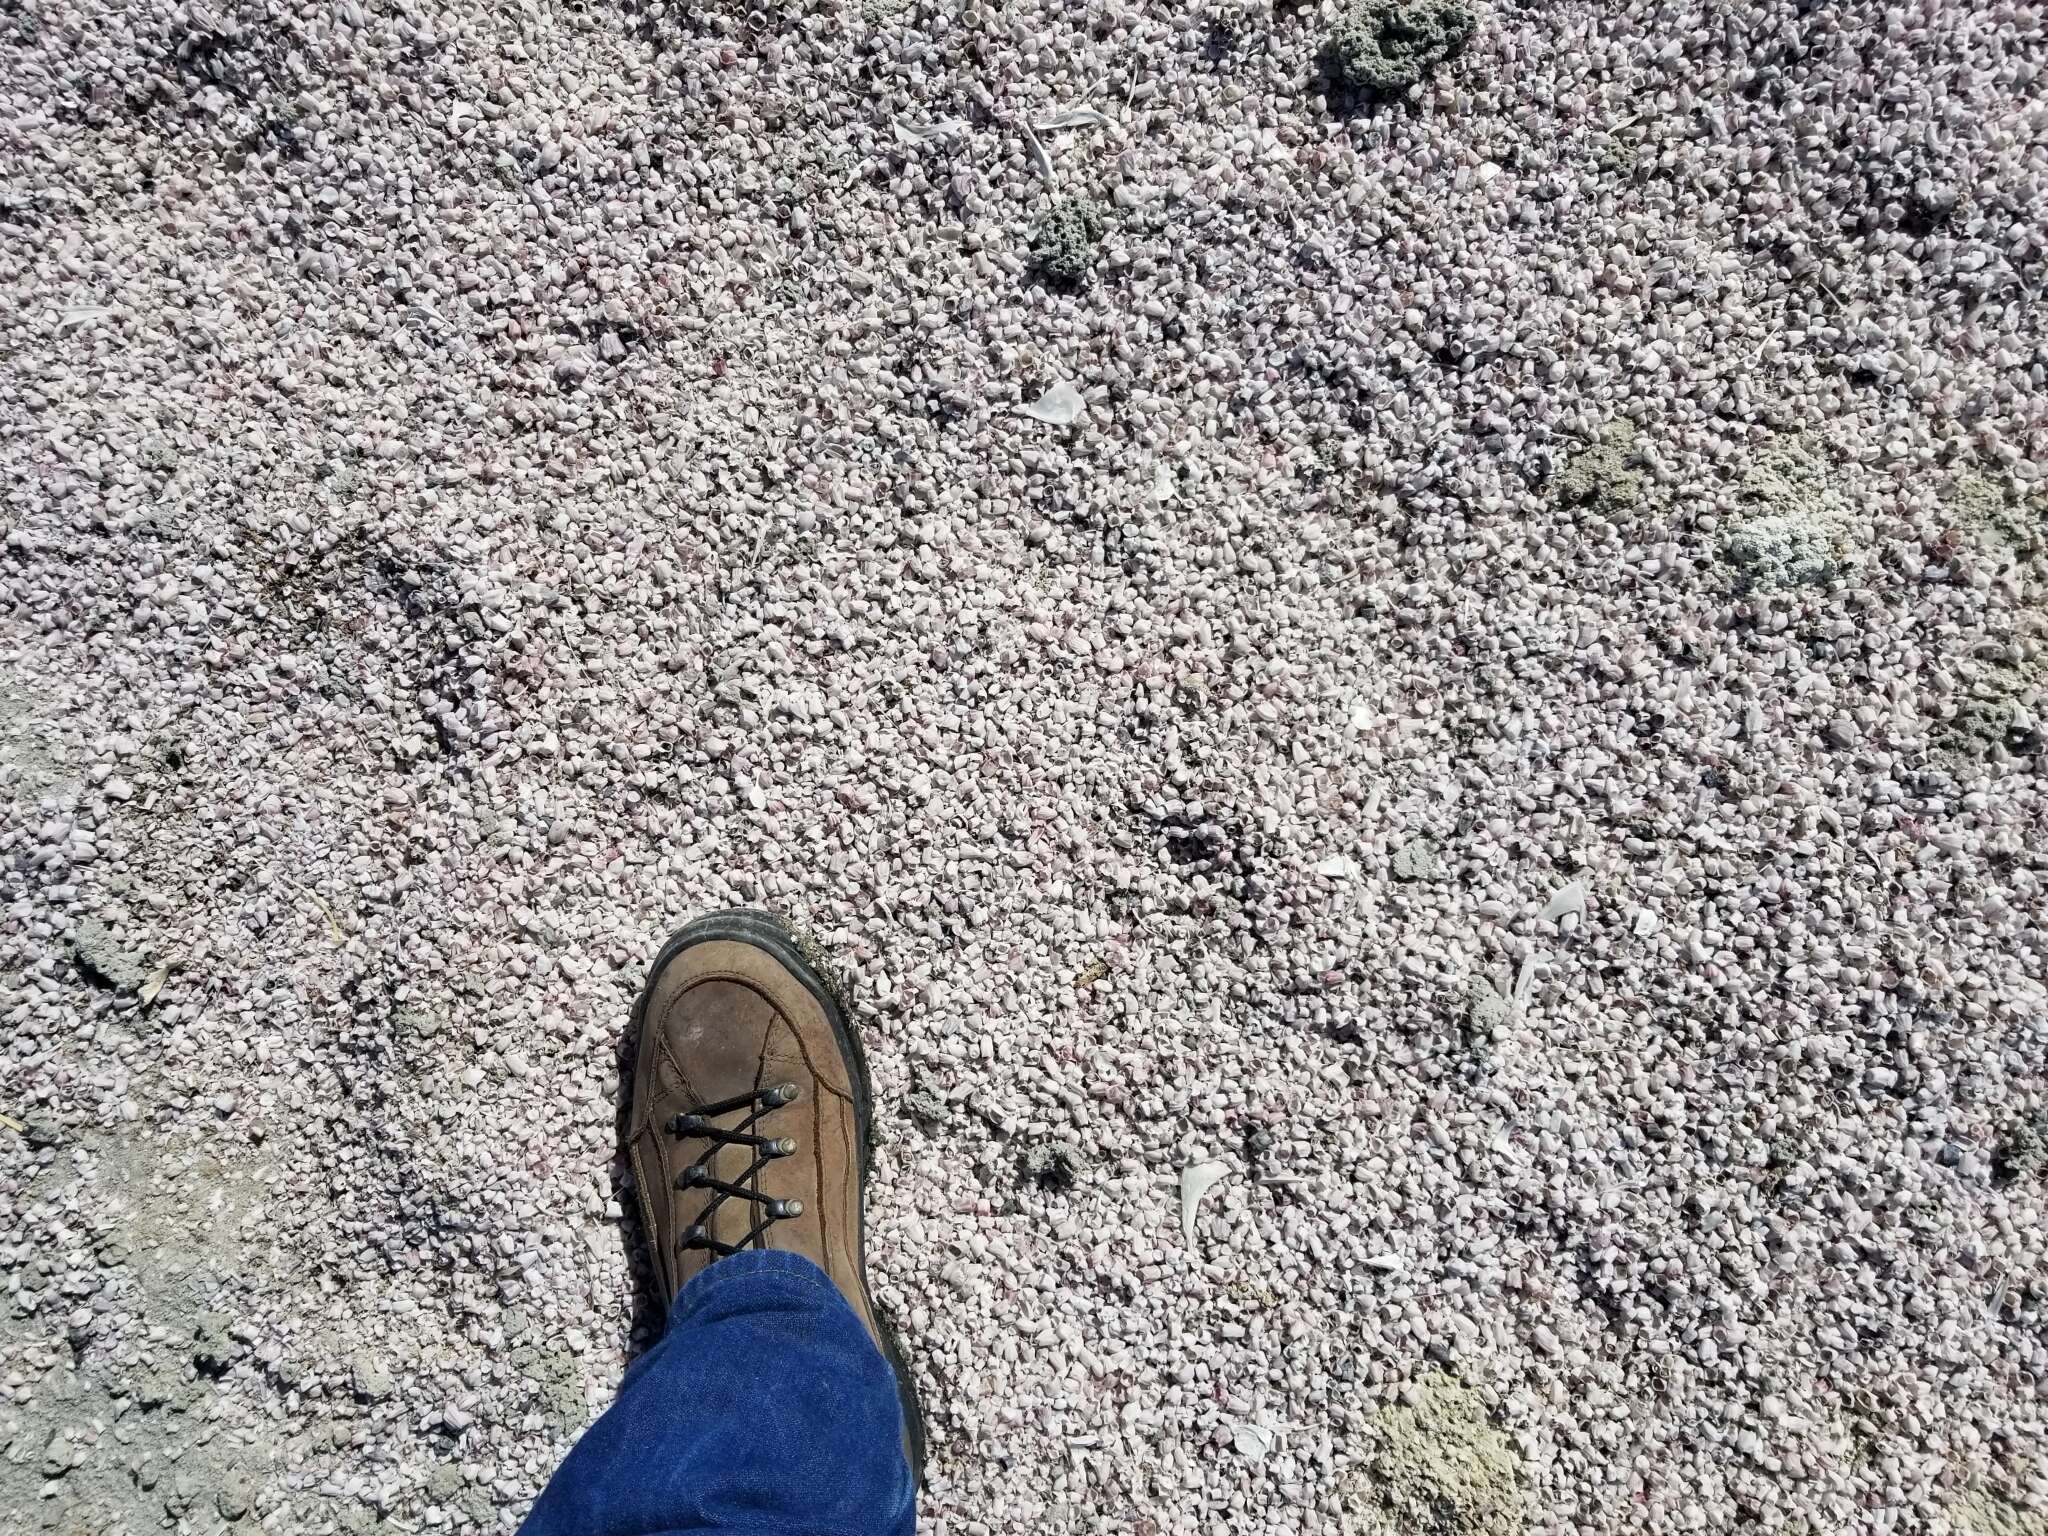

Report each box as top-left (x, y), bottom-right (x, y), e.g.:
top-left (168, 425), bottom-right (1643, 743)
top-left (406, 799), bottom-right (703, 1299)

top-left (1541, 880), bottom-right (1587, 923)
top-left (1032, 107), bottom-right (1113, 132)
top-left (1179, 1159), bottom-right (1230, 1246)
top-left (1016, 380), bottom-right (1087, 426)
top-left (1232, 1419), bottom-right (1278, 1461)
top-left (892, 118), bottom-right (967, 147)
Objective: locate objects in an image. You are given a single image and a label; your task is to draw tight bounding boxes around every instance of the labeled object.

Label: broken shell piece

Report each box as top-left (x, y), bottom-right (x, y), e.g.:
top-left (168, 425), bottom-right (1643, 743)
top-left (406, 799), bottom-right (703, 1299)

top-left (1232, 1418), bottom-right (1278, 1461)
top-left (1180, 1158), bottom-right (1230, 1245)
top-left (1016, 380), bottom-right (1086, 426)
top-left (1541, 880), bottom-right (1587, 923)
top-left (1032, 106), bottom-right (1113, 132)
top-left (892, 117), bottom-right (967, 147)
top-left (1512, 953), bottom-right (1538, 1011)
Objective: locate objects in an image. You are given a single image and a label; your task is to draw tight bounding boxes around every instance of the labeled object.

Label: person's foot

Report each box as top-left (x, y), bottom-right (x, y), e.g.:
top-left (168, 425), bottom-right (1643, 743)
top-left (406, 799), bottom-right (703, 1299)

top-left (626, 909), bottom-right (924, 1475)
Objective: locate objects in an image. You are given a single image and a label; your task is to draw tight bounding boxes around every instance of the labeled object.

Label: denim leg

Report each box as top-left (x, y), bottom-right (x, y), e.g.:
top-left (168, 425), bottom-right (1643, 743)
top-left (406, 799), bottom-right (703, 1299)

top-left (520, 1250), bottom-right (915, 1536)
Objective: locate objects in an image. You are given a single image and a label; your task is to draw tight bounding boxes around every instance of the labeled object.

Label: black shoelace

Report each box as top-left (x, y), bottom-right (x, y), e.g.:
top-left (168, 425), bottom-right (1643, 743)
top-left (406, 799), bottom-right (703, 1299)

top-left (670, 1083), bottom-right (804, 1256)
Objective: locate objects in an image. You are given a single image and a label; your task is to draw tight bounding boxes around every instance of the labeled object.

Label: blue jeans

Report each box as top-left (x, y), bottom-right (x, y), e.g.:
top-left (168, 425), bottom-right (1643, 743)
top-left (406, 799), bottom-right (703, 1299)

top-left (521, 1251), bottom-right (916, 1536)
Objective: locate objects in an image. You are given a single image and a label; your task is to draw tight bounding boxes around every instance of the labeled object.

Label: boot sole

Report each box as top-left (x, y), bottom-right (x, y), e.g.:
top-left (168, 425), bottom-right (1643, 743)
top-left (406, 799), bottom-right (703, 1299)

top-left (636, 906), bottom-right (929, 1484)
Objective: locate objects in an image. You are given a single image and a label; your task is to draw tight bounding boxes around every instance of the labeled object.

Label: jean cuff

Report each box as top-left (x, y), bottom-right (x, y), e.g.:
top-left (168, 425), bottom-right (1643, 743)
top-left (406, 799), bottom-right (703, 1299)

top-left (666, 1249), bottom-right (841, 1332)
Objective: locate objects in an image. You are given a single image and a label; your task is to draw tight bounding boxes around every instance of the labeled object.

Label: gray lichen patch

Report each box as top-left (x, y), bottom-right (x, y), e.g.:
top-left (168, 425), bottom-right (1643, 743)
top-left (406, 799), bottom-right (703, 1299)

top-left (1028, 196), bottom-right (1107, 287)
top-left (1933, 660), bottom-right (2044, 768)
top-left (1459, 978), bottom-right (1513, 1055)
top-left (508, 1341), bottom-right (589, 1432)
top-left (1954, 473), bottom-right (2043, 564)
top-left (1554, 422), bottom-right (1645, 516)
top-left (1992, 1111), bottom-right (2048, 1187)
top-left (0, 1134), bottom-right (280, 1532)
top-left (71, 917), bottom-right (150, 993)
top-left (0, 671), bottom-right (70, 806)
top-left (1323, 0), bottom-right (1478, 98)
top-left (1952, 1490), bottom-right (2048, 1536)
top-left (1390, 834), bottom-right (1445, 883)
top-left (349, 1351), bottom-right (395, 1402)
top-left (1716, 439), bottom-right (1864, 592)
top-left (1341, 1370), bottom-right (1526, 1536)
top-left (1020, 1138), bottom-right (1083, 1191)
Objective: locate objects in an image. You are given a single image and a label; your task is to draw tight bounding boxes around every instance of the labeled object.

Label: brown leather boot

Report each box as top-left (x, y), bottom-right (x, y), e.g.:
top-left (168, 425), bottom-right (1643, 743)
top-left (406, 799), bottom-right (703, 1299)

top-left (625, 909), bottom-right (924, 1476)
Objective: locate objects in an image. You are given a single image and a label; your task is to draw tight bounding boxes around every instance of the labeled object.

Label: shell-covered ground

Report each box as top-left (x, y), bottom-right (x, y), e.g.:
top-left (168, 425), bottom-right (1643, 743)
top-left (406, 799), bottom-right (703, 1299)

top-left (3, 0), bottom-right (2046, 1531)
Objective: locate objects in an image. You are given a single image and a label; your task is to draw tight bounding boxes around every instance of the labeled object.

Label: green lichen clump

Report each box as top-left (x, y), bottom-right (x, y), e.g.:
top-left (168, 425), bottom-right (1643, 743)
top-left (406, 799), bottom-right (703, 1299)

top-left (1028, 196), bottom-right (1107, 287)
top-left (1324, 0), bottom-right (1479, 98)
top-left (1555, 421), bottom-right (1645, 516)
top-left (1342, 1370), bottom-right (1526, 1536)
top-left (1716, 439), bottom-right (1862, 593)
